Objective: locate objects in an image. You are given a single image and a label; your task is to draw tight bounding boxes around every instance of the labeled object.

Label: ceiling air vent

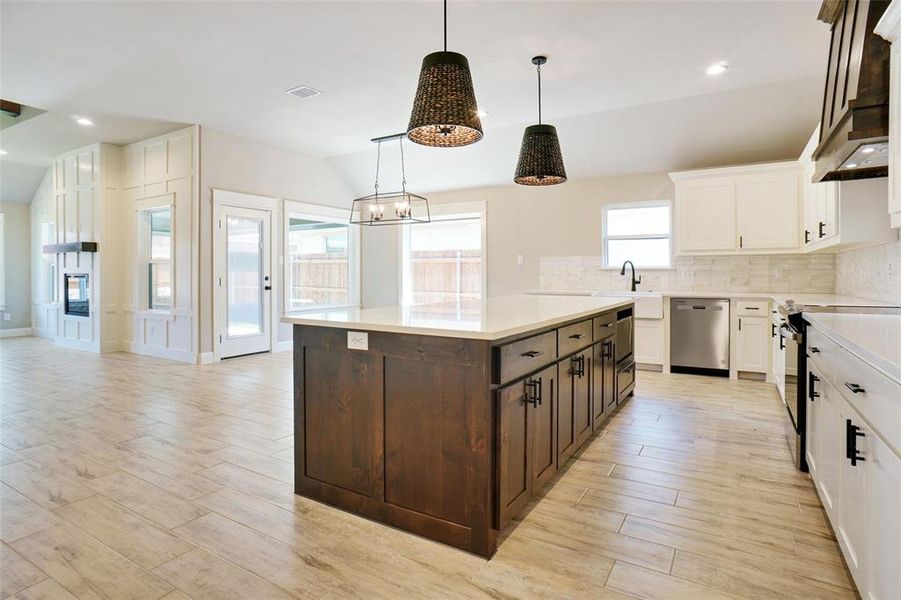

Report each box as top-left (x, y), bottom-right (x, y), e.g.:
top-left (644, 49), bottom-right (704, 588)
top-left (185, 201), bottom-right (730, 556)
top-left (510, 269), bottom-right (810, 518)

top-left (285, 85), bottom-right (321, 100)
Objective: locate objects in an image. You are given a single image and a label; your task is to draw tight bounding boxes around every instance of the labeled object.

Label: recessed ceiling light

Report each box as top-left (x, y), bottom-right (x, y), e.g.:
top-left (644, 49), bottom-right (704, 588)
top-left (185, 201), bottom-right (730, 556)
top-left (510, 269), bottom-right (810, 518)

top-left (477, 109), bottom-right (489, 118)
top-left (706, 61), bottom-right (729, 76)
top-left (845, 163), bottom-right (858, 169)
top-left (0, 149), bottom-right (7, 155)
top-left (75, 117), bottom-right (95, 126)
top-left (861, 146), bottom-right (876, 154)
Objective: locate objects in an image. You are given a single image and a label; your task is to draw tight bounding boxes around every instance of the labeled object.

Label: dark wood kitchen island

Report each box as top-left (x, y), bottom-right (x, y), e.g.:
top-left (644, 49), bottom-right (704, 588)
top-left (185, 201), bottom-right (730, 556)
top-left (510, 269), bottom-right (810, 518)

top-left (283, 295), bottom-right (635, 557)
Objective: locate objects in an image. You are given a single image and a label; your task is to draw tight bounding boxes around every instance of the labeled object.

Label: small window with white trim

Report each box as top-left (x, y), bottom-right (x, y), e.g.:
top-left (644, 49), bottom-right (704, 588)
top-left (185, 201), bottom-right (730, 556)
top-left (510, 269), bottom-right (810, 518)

top-left (602, 201), bottom-right (672, 268)
top-left (146, 207), bottom-right (172, 310)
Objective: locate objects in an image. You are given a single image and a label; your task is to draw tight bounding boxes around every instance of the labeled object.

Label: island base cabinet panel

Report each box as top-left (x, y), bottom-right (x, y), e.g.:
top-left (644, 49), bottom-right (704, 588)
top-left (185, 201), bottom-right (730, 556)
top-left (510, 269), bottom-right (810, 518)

top-left (299, 344), bottom-right (384, 501)
top-left (496, 365), bottom-right (557, 530)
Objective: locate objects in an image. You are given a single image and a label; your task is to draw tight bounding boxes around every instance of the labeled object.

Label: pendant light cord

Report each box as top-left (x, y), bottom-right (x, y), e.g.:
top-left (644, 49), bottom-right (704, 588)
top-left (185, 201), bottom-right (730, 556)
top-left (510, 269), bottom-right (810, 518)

top-left (443, 0), bottom-right (447, 51)
top-left (537, 62), bottom-right (542, 125)
top-left (374, 140), bottom-right (381, 196)
top-left (399, 137), bottom-right (407, 191)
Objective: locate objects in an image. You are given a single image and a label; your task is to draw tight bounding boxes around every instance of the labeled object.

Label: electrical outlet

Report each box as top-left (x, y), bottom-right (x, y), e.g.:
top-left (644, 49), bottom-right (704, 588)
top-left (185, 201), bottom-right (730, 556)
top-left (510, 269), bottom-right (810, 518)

top-left (347, 331), bottom-right (368, 351)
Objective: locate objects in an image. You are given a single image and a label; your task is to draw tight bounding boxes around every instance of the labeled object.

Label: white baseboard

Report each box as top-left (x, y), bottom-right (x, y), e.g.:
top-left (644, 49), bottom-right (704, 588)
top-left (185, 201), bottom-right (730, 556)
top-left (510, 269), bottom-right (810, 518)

top-left (0, 327), bottom-right (34, 338)
top-left (199, 351), bottom-right (216, 364)
top-left (127, 342), bottom-right (197, 364)
top-left (274, 340), bottom-right (293, 353)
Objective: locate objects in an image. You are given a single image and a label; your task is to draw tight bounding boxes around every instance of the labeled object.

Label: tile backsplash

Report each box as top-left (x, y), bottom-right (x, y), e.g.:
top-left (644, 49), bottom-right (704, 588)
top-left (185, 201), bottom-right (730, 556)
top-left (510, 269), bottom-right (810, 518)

top-left (835, 240), bottom-right (901, 303)
top-left (539, 254), bottom-right (836, 294)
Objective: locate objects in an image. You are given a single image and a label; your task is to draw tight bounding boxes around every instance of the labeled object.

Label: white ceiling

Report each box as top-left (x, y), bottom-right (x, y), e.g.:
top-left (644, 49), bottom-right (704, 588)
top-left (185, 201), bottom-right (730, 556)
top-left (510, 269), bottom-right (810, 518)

top-left (0, 0), bottom-right (830, 192)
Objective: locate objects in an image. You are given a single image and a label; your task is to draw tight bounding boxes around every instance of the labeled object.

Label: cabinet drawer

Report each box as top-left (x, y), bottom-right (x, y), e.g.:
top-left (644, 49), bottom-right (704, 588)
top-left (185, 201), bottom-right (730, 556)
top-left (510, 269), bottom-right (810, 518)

top-left (559, 320), bottom-right (593, 356)
top-left (806, 325), bottom-right (838, 384)
top-left (617, 362), bottom-right (635, 401)
top-left (495, 331), bottom-right (558, 385)
top-left (835, 347), bottom-right (900, 450)
top-left (593, 312), bottom-right (617, 341)
top-left (735, 299), bottom-right (769, 316)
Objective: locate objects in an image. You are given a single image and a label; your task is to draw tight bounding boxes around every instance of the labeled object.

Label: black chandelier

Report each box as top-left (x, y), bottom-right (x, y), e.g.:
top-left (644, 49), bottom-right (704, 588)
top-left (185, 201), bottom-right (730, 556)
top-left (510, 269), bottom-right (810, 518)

top-left (350, 134), bottom-right (430, 226)
top-left (514, 56), bottom-right (567, 186)
top-left (406, 0), bottom-right (483, 147)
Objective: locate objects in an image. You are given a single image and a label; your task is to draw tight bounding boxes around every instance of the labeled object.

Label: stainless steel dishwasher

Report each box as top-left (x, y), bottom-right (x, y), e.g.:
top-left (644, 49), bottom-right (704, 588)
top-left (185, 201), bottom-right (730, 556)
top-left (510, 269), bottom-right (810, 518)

top-left (670, 298), bottom-right (730, 377)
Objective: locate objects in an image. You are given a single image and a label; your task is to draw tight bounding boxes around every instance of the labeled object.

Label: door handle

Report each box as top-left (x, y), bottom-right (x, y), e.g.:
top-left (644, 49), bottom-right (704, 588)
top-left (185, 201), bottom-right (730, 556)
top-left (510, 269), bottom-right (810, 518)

top-left (264, 285), bottom-right (272, 291)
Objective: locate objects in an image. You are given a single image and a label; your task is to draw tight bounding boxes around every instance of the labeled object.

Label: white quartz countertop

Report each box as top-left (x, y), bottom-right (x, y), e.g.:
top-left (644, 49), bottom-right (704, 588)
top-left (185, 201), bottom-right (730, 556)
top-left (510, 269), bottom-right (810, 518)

top-left (281, 295), bottom-right (632, 341)
top-left (530, 289), bottom-right (896, 308)
top-left (804, 313), bottom-right (901, 384)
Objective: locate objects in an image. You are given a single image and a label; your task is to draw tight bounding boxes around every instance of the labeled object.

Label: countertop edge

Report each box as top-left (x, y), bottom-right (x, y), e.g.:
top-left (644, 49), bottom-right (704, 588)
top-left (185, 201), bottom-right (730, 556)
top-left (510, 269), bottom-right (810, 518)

top-left (804, 313), bottom-right (901, 385)
top-left (281, 298), bottom-right (634, 342)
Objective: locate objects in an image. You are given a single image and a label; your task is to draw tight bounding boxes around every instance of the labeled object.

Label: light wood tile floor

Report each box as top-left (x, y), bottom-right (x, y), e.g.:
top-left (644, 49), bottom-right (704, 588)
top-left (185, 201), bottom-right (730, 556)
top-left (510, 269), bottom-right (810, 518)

top-left (0, 337), bottom-right (856, 599)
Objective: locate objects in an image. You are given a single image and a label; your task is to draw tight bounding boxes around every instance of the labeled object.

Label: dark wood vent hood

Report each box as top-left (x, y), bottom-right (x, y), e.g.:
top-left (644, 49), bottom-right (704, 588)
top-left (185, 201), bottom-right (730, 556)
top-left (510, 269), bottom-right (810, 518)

top-left (812, 0), bottom-right (891, 182)
top-left (43, 242), bottom-right (98, 254)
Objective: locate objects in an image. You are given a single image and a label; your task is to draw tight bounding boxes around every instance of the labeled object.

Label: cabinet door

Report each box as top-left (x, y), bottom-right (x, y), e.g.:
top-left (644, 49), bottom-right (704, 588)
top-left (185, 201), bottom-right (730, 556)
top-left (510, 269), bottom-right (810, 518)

top-left (837, 402), bottom-right (868, 582)
top-left (816, 379), bottom-right (841, 519)
top-left (736, 172), bottom-right (800, 250)
top-left (735, 317), bottom-right (768, 373)
top-left (591, 342), bottom-right (605, 429)
top-left (530, 366), bottom-right (557, 494)
top-left (497, 379), bottom-right (531, 528)
top-left (572, 350), bottom-right (592, 449)
top-left (557, 356), bottom-right (579, 465)
top-left (677, 177), bottom-right (736, 252)
top-left (634, 319), bottom-right (664, 365)
top-left (866, 432), bottom-right (901, 600)
top-left (806, 367), bottom-right (821, 477)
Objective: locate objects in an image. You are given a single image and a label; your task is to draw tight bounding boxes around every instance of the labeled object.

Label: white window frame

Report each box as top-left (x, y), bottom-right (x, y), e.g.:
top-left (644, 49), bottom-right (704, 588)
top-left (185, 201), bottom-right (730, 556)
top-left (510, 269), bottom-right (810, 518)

top-left (601, 200), bottom-right (673, 269)
top-left (134, 193), bottom-right (175, 315)
top-left (400, 200), bottom-right (488, 306)
top-left (283, 200), bottom-right (360, 314)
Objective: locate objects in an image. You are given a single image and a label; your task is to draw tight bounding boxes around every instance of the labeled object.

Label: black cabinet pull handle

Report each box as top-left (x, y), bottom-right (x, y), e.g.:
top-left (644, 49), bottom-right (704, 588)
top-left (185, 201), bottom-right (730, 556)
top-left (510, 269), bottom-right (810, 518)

top-left (779, 335), bottom-right (785, 351)
top-left (818, 221), bottom-right (826, 238)
top-left (568, 333), bottom-right (585, 340)
top-left (809, 346), bottom-right (820, 354)
top-left (744, 306), bottom-right (759, 311)
top-left (808, 372), bottom-right (819, 401)
top-left (846, 419), bottom-right (866, 466)
top-left (771, 323), bottom-right (776, 338)
top-left (844, 382), bottom-right (865, 394)
top-left (521, 350), bottom-right (544, 358)
top-left (570, 354), bottom-right (585, 378)
top-left (804, 229), bottom-right (810, 244)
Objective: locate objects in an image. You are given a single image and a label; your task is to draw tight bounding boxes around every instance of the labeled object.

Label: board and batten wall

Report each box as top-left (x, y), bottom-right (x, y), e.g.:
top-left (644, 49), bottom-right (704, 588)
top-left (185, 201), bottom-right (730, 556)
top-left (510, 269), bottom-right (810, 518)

top-left (120, 127), bottom-right (199, 362)
top-left (197, 127), bottom-right (356, 358)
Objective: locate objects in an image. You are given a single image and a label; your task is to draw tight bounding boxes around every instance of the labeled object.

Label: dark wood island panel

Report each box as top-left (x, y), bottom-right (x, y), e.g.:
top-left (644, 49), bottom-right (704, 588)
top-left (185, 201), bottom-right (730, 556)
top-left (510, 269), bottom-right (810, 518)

top-left (292, 302), bottom-right (634, 558)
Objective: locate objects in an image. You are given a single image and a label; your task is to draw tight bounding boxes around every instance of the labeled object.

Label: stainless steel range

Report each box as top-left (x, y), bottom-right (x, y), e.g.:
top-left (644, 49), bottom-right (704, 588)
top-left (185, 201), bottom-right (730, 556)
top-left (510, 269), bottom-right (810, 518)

top-left (776, 301), bottom-right (901, 472)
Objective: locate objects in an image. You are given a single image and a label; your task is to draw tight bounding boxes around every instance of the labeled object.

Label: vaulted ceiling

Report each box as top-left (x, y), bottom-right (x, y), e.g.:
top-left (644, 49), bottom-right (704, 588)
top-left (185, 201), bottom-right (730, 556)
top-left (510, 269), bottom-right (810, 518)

top-left (0, 0), bottom-right (829, 193)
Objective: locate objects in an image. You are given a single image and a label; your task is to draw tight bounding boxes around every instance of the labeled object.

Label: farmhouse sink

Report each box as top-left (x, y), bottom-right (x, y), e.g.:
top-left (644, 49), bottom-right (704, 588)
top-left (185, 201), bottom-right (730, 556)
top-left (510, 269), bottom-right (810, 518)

top-left (592, 291), bottom-right (664, 319)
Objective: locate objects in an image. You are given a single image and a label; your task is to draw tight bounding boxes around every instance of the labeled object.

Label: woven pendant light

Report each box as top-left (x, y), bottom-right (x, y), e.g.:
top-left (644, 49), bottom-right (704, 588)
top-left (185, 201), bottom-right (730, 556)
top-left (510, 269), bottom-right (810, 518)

top-left (514, 56), bottom-right (567, 186)
top-left (407, 0), bottom-right (483, 147)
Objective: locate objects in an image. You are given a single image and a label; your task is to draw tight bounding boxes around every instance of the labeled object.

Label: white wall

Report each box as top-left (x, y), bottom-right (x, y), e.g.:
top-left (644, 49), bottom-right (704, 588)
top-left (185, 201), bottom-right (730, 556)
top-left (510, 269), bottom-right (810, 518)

top-left (1, 201), bottom-right (32, 330)
top-left (29, 168), bottom-right (55, 337)
top-left (120, 127), bottom-right (199, 362)
top-left (198, 127), bottom-right (356, 354)
top-left (361, 172), bottom-right (673, 306)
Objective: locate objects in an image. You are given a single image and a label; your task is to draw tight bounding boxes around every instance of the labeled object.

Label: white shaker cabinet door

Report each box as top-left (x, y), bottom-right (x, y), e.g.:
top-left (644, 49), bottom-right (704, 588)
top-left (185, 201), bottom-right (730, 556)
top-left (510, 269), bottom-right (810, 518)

top-left (736, 172), bottom-right (800, 251)
top-left (865, 432), bottom-right (900, 600)
top-left (676, 177), bottom-right (736, 252)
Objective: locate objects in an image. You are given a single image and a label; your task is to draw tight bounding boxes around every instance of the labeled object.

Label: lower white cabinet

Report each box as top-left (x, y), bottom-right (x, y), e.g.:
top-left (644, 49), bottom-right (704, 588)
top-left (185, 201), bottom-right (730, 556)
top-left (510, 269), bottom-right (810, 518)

top-left (634, 318), bottom-right (664, 365)
top-left (806, 324), bottom-right (901, 599)
top-left (735, 316), bottom-right (768, 373)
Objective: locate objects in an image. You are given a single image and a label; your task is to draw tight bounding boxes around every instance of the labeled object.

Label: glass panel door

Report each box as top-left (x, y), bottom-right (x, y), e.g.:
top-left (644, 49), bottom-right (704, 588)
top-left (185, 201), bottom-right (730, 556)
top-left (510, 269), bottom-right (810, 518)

top-left (226, 215), bottom-right (264, 337)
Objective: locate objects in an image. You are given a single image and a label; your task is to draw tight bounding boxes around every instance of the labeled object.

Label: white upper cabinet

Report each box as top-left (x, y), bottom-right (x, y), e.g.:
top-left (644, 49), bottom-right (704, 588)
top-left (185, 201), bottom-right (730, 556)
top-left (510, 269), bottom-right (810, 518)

top-left (675, 177), bottom-right (736, 252)
top-left (736, 172), bottom-right (800, 250)
top-left (876, 2), bottom-right (901, 228)
top-left (671, 162), bottom-right (802, 255)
